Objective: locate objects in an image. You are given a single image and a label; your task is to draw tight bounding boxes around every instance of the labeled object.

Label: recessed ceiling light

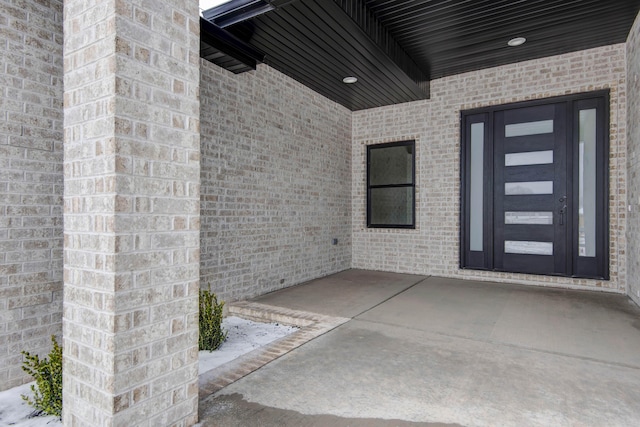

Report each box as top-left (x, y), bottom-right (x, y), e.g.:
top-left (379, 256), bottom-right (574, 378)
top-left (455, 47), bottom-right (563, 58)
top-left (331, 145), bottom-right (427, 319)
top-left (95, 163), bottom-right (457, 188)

top-left (342, 76), bottom-right (358, 84)
top-left (508, 37), bottom-right (526, 47)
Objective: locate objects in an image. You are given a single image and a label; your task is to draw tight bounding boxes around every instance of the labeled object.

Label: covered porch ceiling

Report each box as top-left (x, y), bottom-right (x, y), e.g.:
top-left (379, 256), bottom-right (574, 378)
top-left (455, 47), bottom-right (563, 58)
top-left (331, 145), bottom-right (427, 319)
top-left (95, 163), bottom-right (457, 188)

top-left (200, 0), bottom-right (640, 111)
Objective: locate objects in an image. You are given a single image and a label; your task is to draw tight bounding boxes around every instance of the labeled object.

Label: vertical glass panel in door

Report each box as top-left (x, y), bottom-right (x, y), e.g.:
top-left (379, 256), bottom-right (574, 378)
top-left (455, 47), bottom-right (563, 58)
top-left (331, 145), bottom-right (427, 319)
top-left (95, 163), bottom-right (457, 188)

top-left (369, 145), bottom-right (413, 186)
top-left (579, 109), bottom-right (597, 257)
top-left (470, 123), bottom-right (483, 251)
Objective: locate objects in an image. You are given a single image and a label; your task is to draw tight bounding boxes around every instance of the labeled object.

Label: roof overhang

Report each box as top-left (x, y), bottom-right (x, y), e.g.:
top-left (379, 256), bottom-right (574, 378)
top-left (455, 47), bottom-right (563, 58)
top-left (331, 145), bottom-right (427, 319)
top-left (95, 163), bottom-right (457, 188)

top-left (199, 0), bottom-right (640, 111)
top-left (200, 17), bottom-right (265, 74)
top-left (200, 0), bottom-right (430, 110)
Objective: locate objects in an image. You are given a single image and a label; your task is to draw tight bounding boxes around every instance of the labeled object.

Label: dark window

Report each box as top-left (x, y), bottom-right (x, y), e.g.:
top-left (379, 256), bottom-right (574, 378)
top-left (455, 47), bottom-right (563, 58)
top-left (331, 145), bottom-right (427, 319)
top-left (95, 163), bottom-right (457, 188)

top-left (367, 141), bottom-right (415, 228)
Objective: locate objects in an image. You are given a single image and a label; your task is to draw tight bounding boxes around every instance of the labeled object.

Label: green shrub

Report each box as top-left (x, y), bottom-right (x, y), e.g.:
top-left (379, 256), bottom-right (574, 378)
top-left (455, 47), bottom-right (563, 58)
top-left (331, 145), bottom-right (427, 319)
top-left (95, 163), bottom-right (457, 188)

top-left (199, 286), bottom-right (227, 351)
top-left (21, 335), bottom-right (63, 418)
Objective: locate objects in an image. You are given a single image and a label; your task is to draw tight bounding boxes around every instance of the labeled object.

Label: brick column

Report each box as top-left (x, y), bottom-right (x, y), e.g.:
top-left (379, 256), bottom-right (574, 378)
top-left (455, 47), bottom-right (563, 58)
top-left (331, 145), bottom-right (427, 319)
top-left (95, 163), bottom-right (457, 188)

top-left (63, 1), bottom-right (200, 425)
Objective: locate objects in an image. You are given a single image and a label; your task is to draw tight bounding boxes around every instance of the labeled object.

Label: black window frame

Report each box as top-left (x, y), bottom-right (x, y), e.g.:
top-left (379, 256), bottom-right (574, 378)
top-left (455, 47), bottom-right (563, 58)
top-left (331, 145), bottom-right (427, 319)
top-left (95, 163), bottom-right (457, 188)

top-left (366, 140), bottom-right (416, 229)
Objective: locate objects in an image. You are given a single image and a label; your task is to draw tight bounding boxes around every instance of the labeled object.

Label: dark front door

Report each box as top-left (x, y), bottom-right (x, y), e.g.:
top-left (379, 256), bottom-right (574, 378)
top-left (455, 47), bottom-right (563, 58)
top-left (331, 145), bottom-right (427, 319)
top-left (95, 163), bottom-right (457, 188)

top-left (493, 104), bottom-right (568, 275)
top-left (461, 91), bottom-right (609, 280)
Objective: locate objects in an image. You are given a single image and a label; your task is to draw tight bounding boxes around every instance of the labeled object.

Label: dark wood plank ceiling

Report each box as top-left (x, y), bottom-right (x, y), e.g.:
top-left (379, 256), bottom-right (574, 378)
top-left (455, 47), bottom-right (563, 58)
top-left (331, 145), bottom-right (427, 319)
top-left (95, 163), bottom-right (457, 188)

top-left (365, 0), bottom-right (640, 79)
top-left (229, 0), bottom-right (429, 111)
top-left (201, 0), bottom-right (640, 110)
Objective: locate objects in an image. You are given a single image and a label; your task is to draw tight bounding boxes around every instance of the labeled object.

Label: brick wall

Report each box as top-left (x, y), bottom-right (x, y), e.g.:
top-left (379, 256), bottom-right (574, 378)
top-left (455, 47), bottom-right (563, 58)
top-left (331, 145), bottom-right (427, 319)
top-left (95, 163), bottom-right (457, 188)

top-left (63, 1), bottom-right (200, 425)
top-left (627, 14), bottom-right (640, 306)
top-left (200, 62), bottom-right (352, 302)
top-left (0, 0), bottom-right (63, 391)
top-left (353, 44), bottom-right (628, 293)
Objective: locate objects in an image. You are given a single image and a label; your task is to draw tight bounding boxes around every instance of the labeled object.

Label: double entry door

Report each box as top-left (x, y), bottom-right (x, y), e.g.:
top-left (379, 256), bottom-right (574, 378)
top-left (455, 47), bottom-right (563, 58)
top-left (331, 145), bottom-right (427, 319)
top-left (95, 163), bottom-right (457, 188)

top-left (461, 92), bottom-right (608, 279)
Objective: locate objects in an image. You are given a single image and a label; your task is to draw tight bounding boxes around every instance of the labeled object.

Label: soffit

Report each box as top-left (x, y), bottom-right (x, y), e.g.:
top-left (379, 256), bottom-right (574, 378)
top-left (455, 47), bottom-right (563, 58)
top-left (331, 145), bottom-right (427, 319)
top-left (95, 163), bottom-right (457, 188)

top-left (201, 0), bottom-right (640, 111)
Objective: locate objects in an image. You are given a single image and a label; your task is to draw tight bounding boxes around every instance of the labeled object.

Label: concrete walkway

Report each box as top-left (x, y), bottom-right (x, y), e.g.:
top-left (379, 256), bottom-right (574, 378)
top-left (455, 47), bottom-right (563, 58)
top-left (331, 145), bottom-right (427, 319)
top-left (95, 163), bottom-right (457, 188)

top-left (198, 270), bottom-right (640, 426)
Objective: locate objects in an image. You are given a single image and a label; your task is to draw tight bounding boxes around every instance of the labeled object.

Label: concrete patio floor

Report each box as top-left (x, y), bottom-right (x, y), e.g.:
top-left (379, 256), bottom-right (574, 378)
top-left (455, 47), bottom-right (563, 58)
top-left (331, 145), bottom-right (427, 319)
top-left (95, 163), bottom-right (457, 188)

top-left (198, 269), bottom-right (640, 426)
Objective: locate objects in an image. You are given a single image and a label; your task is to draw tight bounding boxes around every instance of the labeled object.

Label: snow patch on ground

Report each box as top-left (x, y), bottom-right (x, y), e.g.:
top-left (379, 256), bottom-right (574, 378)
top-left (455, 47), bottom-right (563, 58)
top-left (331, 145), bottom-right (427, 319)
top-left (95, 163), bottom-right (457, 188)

top-left (0, 383), bottom-right (60, 427)
top-left (199, 316), bottom-right (298, 374)
top-left (0, 317), bottom-right (297, 427)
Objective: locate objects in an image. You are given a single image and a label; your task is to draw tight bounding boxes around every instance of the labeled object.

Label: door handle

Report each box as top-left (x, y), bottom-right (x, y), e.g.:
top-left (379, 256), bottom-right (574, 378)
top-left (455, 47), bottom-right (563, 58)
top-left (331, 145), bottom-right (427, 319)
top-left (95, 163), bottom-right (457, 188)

top-left (558, 195), bottom-right (567, 225)
top-left (559, 204), bottom-right (567, 225)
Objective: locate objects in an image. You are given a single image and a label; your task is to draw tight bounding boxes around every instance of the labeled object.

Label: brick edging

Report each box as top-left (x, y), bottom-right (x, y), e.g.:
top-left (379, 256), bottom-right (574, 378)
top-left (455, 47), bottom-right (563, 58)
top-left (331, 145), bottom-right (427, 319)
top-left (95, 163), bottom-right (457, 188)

top-left (198, 302), bottom-right (349, 399)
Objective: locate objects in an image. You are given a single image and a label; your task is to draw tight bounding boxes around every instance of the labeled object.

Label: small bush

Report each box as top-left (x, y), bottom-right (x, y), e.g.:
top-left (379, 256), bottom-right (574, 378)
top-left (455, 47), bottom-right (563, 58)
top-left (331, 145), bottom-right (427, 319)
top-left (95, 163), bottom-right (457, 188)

top-left (199, 286), bottom-right (227, 351)
top-left (21, 335), bottom-right (63, 418)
